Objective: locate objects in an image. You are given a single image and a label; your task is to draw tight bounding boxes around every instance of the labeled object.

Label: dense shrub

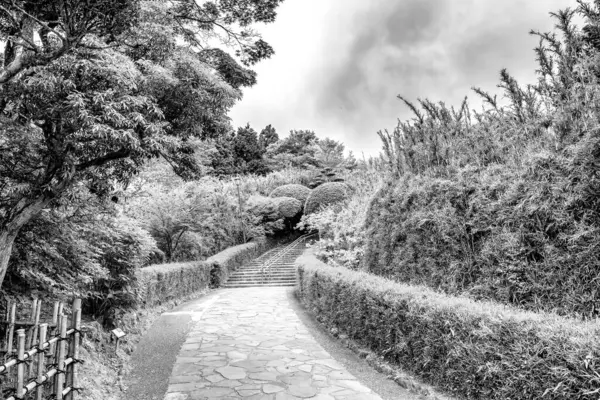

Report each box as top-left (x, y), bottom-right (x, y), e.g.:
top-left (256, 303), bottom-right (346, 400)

top-left (272, 197), bottom-right (303, 218)
top-left (359, 3), bottom-right (600, 319)
top-left (364, 124), bottom-right (600, 318)
top-left (296, 253), bottom-right (600, 400)
top-left (297, 168), bottom-right (382, 269)
top-left (6, 193), bottom-right (158, 301)
top-left (84, 216), bottom-right (158, 325)
top-left (245, 195), bottom-right (282, 221)
top-left (126, 166), bottom-right (315, 259)
top-left (269, 184), bottom-right (311, 206)
top-left (304, 182), bottom-right (351, 215)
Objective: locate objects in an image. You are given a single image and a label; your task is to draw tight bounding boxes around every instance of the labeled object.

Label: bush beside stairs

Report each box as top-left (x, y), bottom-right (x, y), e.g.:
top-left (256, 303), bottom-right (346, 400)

top-left (222, 235), bottom-right (313, 288)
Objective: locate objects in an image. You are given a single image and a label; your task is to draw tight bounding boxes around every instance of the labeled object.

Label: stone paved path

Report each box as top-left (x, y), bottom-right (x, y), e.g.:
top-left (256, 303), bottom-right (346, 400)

top-left (163, 287), bottom-right (383, 400)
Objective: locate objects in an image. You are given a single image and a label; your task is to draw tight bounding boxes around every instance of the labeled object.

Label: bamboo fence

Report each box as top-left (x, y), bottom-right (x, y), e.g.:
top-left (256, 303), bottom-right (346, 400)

top-left (0, 299), bottom-right (82, 400)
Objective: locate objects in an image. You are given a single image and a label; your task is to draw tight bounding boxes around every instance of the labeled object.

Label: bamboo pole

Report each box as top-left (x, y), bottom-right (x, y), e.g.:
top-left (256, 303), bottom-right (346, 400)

top-left (31, 299), bottom-right (41, 346)
top-left (66, 299), bottom-right (81, 400)
top-left (16, 329), bottom-right (25, 399)
top-left (3, 300), bottom-right (10, 354)
top-left (7, 303), bottom-right (15, 355)
top-left (51, 302), bottom-right (59, 329)
top-left (29, 299), bottom-right (41, 376)
top-left (55, 314), bottom-right (67, 400)
top-left (36, 324), bottom-right (48, 400)
top-left (50, 302), bottom-right (61, 373)
top-left (26, 298), bottom-right (38, 349)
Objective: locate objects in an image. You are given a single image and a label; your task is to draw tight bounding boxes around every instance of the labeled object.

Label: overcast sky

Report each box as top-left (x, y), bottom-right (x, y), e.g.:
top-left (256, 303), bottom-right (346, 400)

top-left (229, 0), bottom-right (580, 157)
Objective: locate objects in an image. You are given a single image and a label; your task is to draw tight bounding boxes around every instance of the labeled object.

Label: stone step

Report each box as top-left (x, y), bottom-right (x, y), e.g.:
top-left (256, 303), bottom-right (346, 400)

top-left (229, 272), bottom-right (296, 277)
top-left (222, 282), bottom-right (296, 288)
top-left (232, 270), bottom-right (296, 275)
top-left (224, 279), bottom-right (297, 284)
top-left (228, 276), bottom-right (296, 282)
top-left (222, 238), bottom-right (309, 289)
top-left (232, 268), bottom-right (295, 273)
top-left (227, 279), bottom-right (296, 285)
top-left (241, 261), bottom-right (297, 266)
top-left (227, 273), bottom-right (296, 279)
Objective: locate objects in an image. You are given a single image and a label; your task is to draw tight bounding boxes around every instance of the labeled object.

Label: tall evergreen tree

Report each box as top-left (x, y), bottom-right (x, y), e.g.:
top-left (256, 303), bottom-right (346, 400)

top-left (259, 124), bottom-right (279, 150)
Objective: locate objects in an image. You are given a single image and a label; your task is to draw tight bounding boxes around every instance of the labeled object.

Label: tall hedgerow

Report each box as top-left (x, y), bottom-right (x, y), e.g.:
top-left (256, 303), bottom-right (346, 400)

top-left (363, 2), bottom-right (600, 318)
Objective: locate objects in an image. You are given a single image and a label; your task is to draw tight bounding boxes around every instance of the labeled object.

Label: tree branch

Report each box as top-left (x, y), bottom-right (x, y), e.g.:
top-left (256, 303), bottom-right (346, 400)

top-left (6, 3), bottom-right (67, 43)
top-left (0, 42), bottom-right (70, 84)
top-left (76, 148), bottom-right (131, 171)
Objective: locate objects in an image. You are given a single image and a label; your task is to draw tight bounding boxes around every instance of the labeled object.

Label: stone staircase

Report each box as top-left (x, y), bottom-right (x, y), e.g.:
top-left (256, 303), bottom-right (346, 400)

top-left (222, 234), bottom-right (314, 288)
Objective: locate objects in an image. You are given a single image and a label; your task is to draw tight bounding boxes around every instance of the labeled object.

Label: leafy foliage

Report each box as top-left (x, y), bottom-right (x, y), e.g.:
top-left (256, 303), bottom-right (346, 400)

top-left (269, 184), bottom-right (311, 207)
top-left (272, 197), bottom-right (303, 219)
top-left (125, 165), bottom-right (315, 261)
top-left (265, 129), bottom-right (321, 170)
top-left (0, 0), bottom-right (284, 288)
top-left (258, 124), bottom-right (279, 150)
top-left (304, 182), bottom-right (351, 215)
top-left (297, 167), bottom-right (382, 270)
top-left (5, 186), bottom-right (157, 325)
top-left (362, 1), bottom-right (600, 318)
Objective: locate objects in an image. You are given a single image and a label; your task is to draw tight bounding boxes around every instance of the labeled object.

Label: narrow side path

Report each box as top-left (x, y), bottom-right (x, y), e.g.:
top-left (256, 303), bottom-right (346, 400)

top-left (125, 290), bottom-right (223, 400)
top-left (164, 287), bottom-right (383, 400)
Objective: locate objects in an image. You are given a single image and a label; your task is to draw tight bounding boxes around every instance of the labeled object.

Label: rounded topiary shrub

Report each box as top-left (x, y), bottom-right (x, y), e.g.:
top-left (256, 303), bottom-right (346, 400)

top-left (245, 195), bottom-right (281, 221)
top-left (304, 182), bottom-right (350, 214)
top-left (269, 184), bottom-right (311, 206)
top-left (272, 197), bottom-right (303, 218)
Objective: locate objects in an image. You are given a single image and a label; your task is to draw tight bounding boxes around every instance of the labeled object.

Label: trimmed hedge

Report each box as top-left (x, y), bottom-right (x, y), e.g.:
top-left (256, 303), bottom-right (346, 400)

top-left (296, 252), bottom-right (600, 400)
top-left (245, 195), bottom-right (281, 221)
top-left (136, 242), bottom-right (263, 307)
top-left (206, 241), bottom-right (265, 287)
top-left (304, 182), bottom-right (350, 214)
top-left (273, 197), bottom-right (303, 218)
top-left (270, 184), bottom-right (311, 206)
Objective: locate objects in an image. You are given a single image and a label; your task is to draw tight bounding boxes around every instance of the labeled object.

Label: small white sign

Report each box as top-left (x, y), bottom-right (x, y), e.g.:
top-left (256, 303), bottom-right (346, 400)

top-left (111, 328), bottom-right (126, 339)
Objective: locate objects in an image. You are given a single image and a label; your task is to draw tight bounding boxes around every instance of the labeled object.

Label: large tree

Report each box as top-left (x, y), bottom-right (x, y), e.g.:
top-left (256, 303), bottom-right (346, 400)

top-left (0, 0), bottom-right (284, 288)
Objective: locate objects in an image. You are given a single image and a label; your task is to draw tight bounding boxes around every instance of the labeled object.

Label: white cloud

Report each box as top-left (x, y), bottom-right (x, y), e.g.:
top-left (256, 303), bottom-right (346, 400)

top-left (230, 0), bottom-right (580, 156)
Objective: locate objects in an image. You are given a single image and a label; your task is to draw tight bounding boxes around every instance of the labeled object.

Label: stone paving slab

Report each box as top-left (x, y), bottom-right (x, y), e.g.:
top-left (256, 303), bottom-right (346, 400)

top-left (163, 287), bottom-right (383, 400)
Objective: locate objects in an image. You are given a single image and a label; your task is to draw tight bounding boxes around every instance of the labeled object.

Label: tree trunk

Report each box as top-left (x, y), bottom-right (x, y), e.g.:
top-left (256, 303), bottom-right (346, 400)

top-left (0, 197), bottom-right (49, 288)
top-left (0, 230), bottom-right (19, 289)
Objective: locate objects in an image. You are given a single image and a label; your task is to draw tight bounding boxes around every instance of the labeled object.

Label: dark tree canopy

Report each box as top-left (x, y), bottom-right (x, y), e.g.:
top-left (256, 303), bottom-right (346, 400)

top-left (0, 0), bottom-right (285, 287)
top-left (233, 124), bottom-right (262, 163)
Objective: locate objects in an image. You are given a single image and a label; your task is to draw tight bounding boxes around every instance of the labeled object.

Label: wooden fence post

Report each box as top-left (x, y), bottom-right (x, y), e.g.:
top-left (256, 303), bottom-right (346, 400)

top-left (36, 323), bottom-right (48, 400)
top-left (16, 329), bottom-right (25, 399)
top-left (55, 314), bottom-right (67, 400)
